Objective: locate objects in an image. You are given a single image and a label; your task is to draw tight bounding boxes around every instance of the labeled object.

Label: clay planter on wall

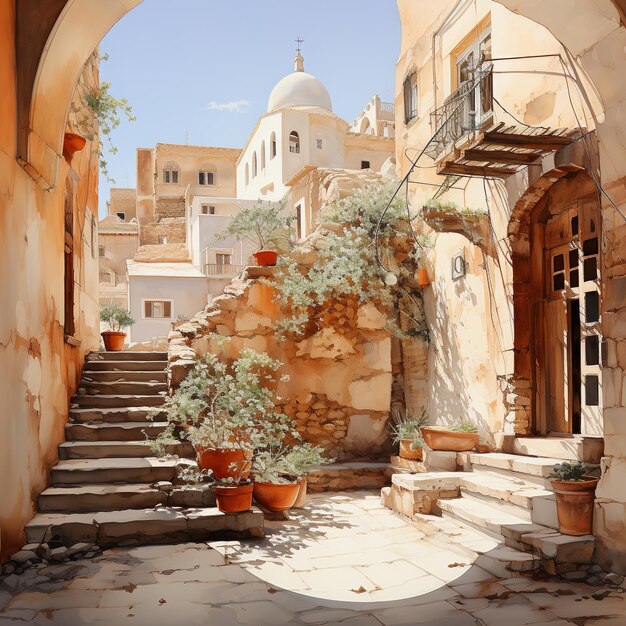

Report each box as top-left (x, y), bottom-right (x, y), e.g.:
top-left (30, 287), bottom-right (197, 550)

top-left (63, 132), bottom-right (86, 163)
top-left (253, 481), bottom-right (301, 512)
top-left (551, 477), bottom-right (599, 536)
top-left (253, 250), bottom-right (278, 266)
top-left (196, 448), bottom-right (252, 481)
top-left (421, 427), bottom-right (479, 452)
top-left (101, 331), bottom-right (126, 351)
top-left (417, 268), bottom-right (430, 288)
top-left (212, 482), bottom-right (254, 514)
top-left (399, 440), bottom-right (423, 461)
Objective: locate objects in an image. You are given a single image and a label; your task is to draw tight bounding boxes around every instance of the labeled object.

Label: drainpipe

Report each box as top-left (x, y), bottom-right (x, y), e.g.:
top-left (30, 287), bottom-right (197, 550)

top-left (431, 0), bottom-right (465, 111)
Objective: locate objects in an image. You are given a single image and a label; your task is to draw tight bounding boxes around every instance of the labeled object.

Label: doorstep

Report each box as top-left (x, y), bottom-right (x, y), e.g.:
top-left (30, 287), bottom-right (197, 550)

top-left (510, 436), bottom-right (604, 464)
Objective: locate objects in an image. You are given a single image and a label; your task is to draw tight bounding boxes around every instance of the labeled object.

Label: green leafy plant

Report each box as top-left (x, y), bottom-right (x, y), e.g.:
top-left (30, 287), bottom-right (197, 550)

top-left (217, 200), bottom-right (292, 252)
top-left (549, 461), bottom-right (588, 482)
top-left (451, 421), bottom-right (478, 434)
top-left (78, 77), bottom-right (135, 183)
top-left (282, 443), bottom-right (330, 479)
top-left (250, 441), bottom-right (328, 484)
top-left (391, 411), bottom-right (428, 450)
top-left (100, 302), bottom-right (135, 331)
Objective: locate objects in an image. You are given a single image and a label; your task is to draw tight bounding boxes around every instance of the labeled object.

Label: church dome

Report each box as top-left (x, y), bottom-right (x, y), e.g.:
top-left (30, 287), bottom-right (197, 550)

top-left (267, 54), bottom-right (332, 113)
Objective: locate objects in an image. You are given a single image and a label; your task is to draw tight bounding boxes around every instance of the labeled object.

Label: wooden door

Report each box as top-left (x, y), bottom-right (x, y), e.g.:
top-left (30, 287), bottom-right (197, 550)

top-left (544, 297), bottom-right (569, 433)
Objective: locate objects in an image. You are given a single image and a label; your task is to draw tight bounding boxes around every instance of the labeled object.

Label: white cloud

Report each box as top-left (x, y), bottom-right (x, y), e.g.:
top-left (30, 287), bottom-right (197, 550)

top-left (204, 99), bottom-right (251, 113)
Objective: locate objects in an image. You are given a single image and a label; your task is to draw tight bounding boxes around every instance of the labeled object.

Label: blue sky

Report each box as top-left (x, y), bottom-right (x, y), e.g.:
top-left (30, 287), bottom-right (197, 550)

top-left (98, 0), bottom-right (400, 215)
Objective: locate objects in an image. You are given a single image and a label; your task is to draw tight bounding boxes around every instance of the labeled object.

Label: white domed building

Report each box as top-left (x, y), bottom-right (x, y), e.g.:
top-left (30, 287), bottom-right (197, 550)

top-left (236, 52), bottom-right (395, 205)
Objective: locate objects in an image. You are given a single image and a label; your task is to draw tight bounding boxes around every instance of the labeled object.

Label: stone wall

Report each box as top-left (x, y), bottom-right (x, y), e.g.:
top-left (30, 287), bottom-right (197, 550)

top-left (140, 217), bottom-right (186, 245)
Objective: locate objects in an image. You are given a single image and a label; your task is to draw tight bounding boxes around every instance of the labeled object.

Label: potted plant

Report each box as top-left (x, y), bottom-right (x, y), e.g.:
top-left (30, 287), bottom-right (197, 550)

top-left (282, 443), bottom-right (330, 508)
top-left (549, 461), bottom-right (599, 536)
top-left (391, 412), bottom-right (428, 460)
top-left (421, 421), bottom-right (479, 452)
top-left (251, 443), bottom-right (302, 513)
top-left (100, 302), bottom-right (135, 351)
top-left (217, 200), bottom-right (291, 267)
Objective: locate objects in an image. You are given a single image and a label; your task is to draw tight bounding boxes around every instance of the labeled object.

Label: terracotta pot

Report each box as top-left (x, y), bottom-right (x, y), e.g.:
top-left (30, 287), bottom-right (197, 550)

top-left (101, 331), bottom-right (126, 351)
top-left (421, 427), bottom-right (479, 452)
top-left (399, 439), bottom-right (423, 460)
top-left (292, 477), bottom-right (308, 508)
top-left (253, 250), bottom-right (278, 266)
top-left (551, 476), bottom-right (599, 536)
top-left (417, 267), bottom-right (430, 288)
top-left (196, 448), bottom-right (252, 481)
top-left (253, 481), bottom-right (301, 512)
top-left (63, 132), bottom-right (87, 163)
top-left (212, 482), bottom-right (254, 514)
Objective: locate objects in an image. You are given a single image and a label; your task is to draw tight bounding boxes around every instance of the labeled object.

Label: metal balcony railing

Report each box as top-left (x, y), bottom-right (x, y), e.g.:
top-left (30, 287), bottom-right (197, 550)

top-left (426, 66), bottom-right (493, 161)
top-left (203, 263), bottom-right (243, 277)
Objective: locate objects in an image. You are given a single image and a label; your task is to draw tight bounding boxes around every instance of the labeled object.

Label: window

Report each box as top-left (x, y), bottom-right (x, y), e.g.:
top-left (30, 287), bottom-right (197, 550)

top-left (361, 160), bottom-right (371, 170)
top-left (201, 204), bottom-right (216, 215)
top-left (403, 72), bottom-right (417, 123)
top-left (270, 132), bottom-right (277, 159)
top-left (316, 139), bottom-right (323, 150)
top-left (158, 235), bottom-right (168, 244)
top-left (261, 141), bottom-right (266, 171)
top-left (116, 211), bottom-right (125, 221)
top-left (144, 300), bottom-right (172, 319)
top-left (216, 253), bottom-right (232, 267)
top-left (252, 152), bottom-right (258, 178)
top-left (198, 170), bottom-right (215, 186)
top-left (163, 161), bottom-right (179, 184)
top-left (245, 163), bottom-right (249, 186)
top-left (99, 244), bottom-right (105, 258)
top-left (289, 131), bottom-right (300, 154)
top-left (456, 29), bottom-right (492, 128)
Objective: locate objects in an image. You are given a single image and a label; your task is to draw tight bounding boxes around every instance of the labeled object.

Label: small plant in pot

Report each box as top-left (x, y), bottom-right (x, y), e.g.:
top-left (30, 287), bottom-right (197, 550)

top-left (100, 302), bottom-right (134, 351)
top-left (420, 420), bottom-right (479, 452)
top-left (282, 443), bottom-right (330, 508)
top-left (549, 461), bottom-right (599, 536)
top-left (391, 412), bottom-right (428, 461)
top-left (217, 200), bottom-right (292, 267)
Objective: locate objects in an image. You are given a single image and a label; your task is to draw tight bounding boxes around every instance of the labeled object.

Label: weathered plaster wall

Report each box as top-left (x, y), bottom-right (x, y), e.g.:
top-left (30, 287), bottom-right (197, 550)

top-left (0, 15), bottom-right (99, 559)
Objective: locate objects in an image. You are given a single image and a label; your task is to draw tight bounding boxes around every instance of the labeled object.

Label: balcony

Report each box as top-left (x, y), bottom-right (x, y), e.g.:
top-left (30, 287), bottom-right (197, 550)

top-left (425, 67), bottom-right (579, 178)
top-left (379, 101), bottom-right (395, 121)
top-left (203, 263), bottom-right (243, 278)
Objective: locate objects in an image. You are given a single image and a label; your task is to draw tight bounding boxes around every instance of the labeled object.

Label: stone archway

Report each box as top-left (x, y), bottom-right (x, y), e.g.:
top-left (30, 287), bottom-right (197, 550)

top-left (18, 0), bottom-right (142, 190)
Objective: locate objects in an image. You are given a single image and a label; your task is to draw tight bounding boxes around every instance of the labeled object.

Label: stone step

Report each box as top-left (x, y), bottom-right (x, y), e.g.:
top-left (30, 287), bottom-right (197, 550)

top-left (81, 370), bottom-right (167, 383)
top-left (50, 457), bottom-right (179, 485)
top-left (78, 381), bottom-right (167, 396)
top-left (38, 482), bottom-right (216, 512)
top-left (65, 421), bottom-right (168, 442)
top-left (25, 507), bottom-right (264, 547)
top-left (58, 440), bottom-right (193, 459)
top-left (513, 436), bottom-right (604, 464)
top-left (69, 407), bottom-right (166, 424)
top-left (71, 394), bottom-right (166, 408)
top-left (86, 351), bottom-right (167, 362)
top-left (84, 360), bottom-right (167, 372)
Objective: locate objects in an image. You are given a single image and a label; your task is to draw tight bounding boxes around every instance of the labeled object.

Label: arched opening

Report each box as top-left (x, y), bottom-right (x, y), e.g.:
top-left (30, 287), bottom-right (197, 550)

top-left (244, 163), bottom-right (249, 186)
top-left (289, 131), bottom-right (300, 154)
top-left (260, 141), bottom-right (266, 171)
top-left (270, 132), bottom-right (277, 159)
top-left (359, 117), bottom-right (371, 134)
top-left (252, 152), bottom-right (258, 178)
top-left (162, 161), bottom-right (180, 184)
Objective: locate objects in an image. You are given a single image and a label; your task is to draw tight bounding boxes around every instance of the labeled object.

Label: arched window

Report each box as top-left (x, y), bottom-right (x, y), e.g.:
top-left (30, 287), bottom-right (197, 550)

top-left (289, 131), bottom-right (300, 154)
top-left (359, 117), bottom-right (371, 134)
top-left (245, 163), bottom-right (249, 186)
top-left (260, 141), bottom-right (266, 171)
top-left (270, 132), bottom-right (277, 159)
top-left (162, 161), bottom-right (180, 184)
top-left (198, 166), bottom-right (216, 186)
top-left (252, 152), bottom-right (258, 178)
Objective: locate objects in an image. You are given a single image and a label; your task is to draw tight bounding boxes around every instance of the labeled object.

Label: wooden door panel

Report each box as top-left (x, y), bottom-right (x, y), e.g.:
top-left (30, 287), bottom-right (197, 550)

top-left (545, 298), bottom-right (569, 433)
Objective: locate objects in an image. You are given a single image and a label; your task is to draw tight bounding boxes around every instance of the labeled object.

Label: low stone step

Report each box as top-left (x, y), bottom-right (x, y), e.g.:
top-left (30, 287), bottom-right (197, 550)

top-left (307, 462), bottom-right (391, 493)
top-left (65, 421), bottom-right (168, 442)
top-left (81, 370), bottom-right (167, 383)
top-left (25, 507), bottom-right (264, 547)
top-left (513, 436), bottom-right (604, 464)
top-left (50, 457), bottom-right (179, 485)
top-left (69, 407), bottom-right (165, 424)
top-left (58, 440), bottom-right (193, 459)
top-left (71, 394), bottom-right (166, 409)
top-left (84, 360), bottom-right (166, 372)
top-left (86, 351), bottom-right (167, 362)
top-left (459, 473), bottom-right (553, 509)
top-left (78, 381), bottom-right (167, 396)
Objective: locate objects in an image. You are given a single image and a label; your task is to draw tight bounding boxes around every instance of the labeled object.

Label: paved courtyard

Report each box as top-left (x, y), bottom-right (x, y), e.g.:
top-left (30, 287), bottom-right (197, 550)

top-left (1, 491), bottom-right (625, 625)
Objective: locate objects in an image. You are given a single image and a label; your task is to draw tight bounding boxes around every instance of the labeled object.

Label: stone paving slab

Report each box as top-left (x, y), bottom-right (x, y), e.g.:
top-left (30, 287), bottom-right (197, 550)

top-left (1, 491), bottom-right (626, 625)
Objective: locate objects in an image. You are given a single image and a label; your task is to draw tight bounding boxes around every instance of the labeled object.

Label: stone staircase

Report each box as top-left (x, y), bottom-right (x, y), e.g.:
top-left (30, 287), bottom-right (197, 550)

top-left (27, 351), bottom-right (263, 548)
top-left (382, 451), bottom-right (597, 577)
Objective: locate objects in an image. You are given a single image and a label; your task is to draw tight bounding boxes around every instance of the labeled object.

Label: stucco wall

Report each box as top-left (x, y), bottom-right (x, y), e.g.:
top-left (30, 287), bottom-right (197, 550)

top-left (0, 12), bottom-right (99, 559)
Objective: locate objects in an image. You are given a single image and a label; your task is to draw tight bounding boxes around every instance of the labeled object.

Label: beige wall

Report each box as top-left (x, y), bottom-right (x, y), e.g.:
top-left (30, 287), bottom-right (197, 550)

top-left (108, 187), bottom-right (136, 221)
top-left (0, 14), bottom-right (100, 559)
